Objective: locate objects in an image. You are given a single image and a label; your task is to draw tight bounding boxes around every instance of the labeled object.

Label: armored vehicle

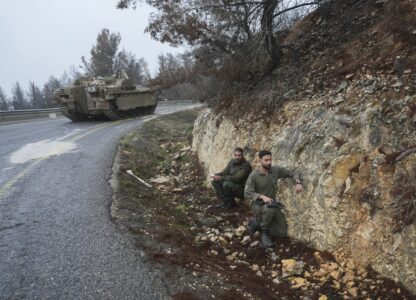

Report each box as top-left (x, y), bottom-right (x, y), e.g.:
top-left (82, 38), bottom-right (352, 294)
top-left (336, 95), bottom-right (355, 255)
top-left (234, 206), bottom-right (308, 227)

top-left (54, 73), bottom-right (157, 121)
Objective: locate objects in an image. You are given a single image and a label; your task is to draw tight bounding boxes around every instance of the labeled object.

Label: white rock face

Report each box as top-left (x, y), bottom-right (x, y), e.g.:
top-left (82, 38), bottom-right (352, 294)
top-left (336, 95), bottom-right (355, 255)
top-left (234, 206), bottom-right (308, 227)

top-left (192, 94), bottom-right (416, 292)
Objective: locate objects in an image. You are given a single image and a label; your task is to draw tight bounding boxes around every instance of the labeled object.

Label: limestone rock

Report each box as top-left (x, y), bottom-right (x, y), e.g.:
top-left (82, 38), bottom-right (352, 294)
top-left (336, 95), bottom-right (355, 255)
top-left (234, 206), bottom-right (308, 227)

top-left (235, 226), bottom-right (246, 237)
top-left (291, 277), bottom-right (307, 288)
top-left (192, 91), bottom-right (416, 293)
top-left (281, 259), bottom-right (305, 277)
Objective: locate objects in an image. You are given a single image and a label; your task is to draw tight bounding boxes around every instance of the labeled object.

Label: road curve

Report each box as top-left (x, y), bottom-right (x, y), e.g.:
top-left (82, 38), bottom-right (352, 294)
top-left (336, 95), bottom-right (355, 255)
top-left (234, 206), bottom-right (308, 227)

top-left (0, 102), bottom-right (202, 300)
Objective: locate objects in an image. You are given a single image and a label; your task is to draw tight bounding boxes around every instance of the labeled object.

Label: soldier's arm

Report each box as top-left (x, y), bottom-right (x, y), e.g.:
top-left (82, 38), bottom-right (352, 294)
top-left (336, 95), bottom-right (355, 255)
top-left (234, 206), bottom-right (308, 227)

top-left (222, 163), bottom-right (252, 184)
top-left (244, 172), bottom-right (260, 204)
top-left (215, 161), bottom-right (231, 176)
top-left (274, 166), bottom-right (302, 183)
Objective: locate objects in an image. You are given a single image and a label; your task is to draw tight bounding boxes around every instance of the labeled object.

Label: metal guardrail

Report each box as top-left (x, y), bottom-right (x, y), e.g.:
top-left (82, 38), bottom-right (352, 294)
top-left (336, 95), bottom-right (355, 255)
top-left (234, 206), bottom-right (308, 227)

top-left (0, 108), bottom-right (62, 122)
top-left (0, 100), bottom-right (202, 123)
top-left (0, 108), bottom-right (61, 116)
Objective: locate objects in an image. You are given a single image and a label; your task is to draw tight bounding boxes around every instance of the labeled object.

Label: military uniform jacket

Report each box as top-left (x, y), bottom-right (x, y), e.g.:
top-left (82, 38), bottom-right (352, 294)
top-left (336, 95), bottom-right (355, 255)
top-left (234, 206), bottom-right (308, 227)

top-left (216, 159), bottom-right (252, 187)
top-left (244, 166), bottom-right (301, 204)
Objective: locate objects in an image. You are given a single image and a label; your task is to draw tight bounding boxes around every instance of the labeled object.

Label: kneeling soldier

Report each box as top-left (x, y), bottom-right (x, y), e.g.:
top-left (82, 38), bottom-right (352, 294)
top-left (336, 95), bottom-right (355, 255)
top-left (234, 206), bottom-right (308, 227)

top-left (244, 150), bottom-right (303, 247)
top-left (211, 147), bottom-right (252, 209)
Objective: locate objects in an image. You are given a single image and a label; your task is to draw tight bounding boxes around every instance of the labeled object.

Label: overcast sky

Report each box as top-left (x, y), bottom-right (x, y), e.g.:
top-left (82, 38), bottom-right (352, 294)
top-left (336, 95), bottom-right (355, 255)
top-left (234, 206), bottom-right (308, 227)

top-left (0, 0), bottom-right (183, 96)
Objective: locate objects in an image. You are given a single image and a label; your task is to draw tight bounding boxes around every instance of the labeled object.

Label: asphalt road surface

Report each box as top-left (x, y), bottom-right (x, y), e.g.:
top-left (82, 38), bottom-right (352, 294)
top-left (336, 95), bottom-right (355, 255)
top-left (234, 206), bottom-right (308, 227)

top-left (0, 102), bottom-right (202, 300)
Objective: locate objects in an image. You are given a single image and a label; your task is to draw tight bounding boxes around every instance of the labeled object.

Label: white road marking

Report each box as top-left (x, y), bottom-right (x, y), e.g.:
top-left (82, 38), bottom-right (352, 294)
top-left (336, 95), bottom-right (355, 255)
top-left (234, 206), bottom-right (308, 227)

top-left (56, 129), bottom-right (84, 141)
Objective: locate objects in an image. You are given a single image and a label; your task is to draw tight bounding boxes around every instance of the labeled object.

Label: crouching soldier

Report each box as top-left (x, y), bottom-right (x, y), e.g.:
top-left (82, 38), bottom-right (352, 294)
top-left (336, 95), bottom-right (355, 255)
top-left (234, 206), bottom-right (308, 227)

top-left (211, 147), bottom-right (252, 209)
top-left (244, 150), bottom-right (303, 247)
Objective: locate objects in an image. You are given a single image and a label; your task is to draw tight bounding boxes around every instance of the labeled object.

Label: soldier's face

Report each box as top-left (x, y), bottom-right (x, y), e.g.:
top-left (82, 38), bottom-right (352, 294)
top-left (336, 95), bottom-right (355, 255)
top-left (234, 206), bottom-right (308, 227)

top-left (234, 151), bottom-right (243, 162)
top-left (261, 155), bottom-right (272, 169)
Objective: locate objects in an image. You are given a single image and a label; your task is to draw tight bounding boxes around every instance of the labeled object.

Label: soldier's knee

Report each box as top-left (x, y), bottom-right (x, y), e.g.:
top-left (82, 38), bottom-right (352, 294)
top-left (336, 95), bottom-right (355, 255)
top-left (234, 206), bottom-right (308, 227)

top-left (222, 181), bottom-right (233, 190)
top-left (265, 206), bottom-right (279, 215)
top-left (211, 180), bottom-right (221, 188)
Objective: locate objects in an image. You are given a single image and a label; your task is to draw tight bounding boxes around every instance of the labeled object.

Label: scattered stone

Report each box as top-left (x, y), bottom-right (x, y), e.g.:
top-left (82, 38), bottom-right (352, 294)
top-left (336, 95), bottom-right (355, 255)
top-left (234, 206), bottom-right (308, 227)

top-left (149, 176), bottom-right (170, 184)
top-left (314, 262), bottom-right (339, 277)
top-left (343, 270), bottom-right (355, 283)
top-left (250, 241), bottom-right (259, 247)
top-left (313, 252), bottom-right (324, 264)
top-left (271, 252), bottom-right (279, 262)
top-left (199, 217), bottom-right (217, 227)
top-left (256, 271), bottom-right (263, 277)
top-left (348, 287), bottom-right (358, 298)
top-left (329, 270), bottom-right (341, 281)
top-left (236, 226), bottom-right (246, 237)
top-left (271, 271), bottom-right (278, 278)
top-left (218, 236), bottom-right (228, 246)
top-left (226, 255), bottom-right (235, 262)
top-left (291, 277), bottom-right (307, 288)
top-left (223, 232), bottom-right (234, 240)
top-left (364, 85), bottom-right (376, 94)
top-left (272, 278), bottom-right (280, 285)
top-left (391, 81), bottom-right (403, 88)
top-left (240, 235), bottom-right (250, 245)
top-left (252, 264), bottom-right (260, 272)
top-left (210, 250), bottom-right (218, 256)
top-left (337, 81), bottom-right (348, 93)
top-left (333, 94), bottom-right (345, 105)
top-left (230, 265), bottom-right (237, 270)
top-left (281, 259), bottom-right (305, 277)
top-left (318, 295), bottom-right (328, 300)
top-left (345, 74), bottom-right (354, 80)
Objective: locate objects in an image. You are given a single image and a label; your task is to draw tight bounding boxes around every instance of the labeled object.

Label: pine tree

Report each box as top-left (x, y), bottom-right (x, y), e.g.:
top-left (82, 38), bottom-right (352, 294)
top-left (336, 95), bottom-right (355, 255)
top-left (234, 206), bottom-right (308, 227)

top-left (81, 29), bottom-right (121, 76)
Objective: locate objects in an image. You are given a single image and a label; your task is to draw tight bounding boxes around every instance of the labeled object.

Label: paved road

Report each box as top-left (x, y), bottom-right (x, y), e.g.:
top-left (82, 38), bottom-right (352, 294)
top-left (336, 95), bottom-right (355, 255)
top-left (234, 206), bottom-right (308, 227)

top-left (0, 102), bottom-right (202, 300)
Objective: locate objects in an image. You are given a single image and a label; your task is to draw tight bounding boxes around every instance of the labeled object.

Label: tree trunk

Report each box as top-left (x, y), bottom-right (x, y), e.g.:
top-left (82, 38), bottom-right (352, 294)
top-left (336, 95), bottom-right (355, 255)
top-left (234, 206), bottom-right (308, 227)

top-left (261, 0), bottom-right (281, 70)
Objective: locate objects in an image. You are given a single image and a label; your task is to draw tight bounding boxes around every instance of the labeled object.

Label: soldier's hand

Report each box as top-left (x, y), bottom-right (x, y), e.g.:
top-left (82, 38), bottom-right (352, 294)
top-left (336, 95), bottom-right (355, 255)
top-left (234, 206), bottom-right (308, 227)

top-left (212, 175), bottom-right (222, 181)
top-left (260, 195), bottom-right (273, 204)
top-left (295, 183), bottom-right (303, 193)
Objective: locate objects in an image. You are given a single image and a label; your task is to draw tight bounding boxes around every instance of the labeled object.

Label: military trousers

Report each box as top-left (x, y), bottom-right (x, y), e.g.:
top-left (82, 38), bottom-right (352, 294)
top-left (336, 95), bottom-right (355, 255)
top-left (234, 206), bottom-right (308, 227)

top-left (251, 202), bottom-right (288, 237)
top-left (211, 180), bottom-right (244, 205)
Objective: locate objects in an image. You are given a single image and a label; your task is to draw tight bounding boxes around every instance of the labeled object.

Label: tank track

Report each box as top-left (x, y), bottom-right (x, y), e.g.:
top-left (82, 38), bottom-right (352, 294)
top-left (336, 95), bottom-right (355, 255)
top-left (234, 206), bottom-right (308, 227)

top-left (103, 104), bottom-right (157, 121)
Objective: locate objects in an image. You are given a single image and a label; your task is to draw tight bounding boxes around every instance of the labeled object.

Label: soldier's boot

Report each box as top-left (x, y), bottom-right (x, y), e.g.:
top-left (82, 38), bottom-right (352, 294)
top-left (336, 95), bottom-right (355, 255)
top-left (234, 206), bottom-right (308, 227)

top-left (261, 230), bottom-right (274, 248)
top-left (214, 202), bottom-right (226, 209)
top-left (247, 218), bottom-right (261, 235)
top-left (224, 198), bottom-right (237, 209)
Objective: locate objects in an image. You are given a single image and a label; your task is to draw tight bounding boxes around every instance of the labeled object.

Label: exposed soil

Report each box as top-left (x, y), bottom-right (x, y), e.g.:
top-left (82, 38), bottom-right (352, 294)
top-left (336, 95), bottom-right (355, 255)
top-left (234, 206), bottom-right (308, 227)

top-left (110, 108), bottom-right (414, 299)
top-left (216, 0), bottom-right (416, 119)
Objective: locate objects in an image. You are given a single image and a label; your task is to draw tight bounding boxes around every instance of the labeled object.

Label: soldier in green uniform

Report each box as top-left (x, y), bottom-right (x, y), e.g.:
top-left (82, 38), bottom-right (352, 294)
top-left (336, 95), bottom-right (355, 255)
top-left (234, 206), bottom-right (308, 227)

top-left (211, 147), bottom-right (252, 209)
top-left (244, 150), bottom-right (303, 247)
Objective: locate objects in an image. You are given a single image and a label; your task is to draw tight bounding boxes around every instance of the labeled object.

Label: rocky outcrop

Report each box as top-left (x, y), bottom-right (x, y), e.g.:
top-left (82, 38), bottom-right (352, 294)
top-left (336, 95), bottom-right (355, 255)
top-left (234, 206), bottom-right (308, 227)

top-left (192, 77), bottom-right (416, 292)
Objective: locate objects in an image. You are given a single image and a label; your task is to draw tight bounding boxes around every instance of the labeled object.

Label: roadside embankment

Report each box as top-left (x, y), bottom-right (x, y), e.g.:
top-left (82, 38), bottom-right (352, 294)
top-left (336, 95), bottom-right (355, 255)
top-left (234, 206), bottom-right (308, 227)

top-left (110, 108), bottom-right (413, 299)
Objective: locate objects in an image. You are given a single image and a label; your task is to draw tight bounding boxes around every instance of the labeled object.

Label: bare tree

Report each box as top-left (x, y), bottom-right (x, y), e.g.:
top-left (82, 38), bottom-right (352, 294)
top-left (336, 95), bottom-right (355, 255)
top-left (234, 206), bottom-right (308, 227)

top-left (27, 81), bottom-right (45, 109)
top-left (0, 86), bottom-right (8, 111)
top-left (12, 82), bottom-right (29, 110)
top-left (42, 76), bottom-right (62, 107)
top-left (118, 0), bottom-right (323, 71)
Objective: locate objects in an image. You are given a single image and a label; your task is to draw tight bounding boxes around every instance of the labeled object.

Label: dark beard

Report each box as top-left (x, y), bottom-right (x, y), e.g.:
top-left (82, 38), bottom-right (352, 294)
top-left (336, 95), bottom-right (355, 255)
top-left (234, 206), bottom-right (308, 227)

top-left (262, 164), bottom-right (271, 170)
